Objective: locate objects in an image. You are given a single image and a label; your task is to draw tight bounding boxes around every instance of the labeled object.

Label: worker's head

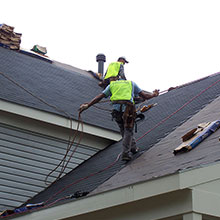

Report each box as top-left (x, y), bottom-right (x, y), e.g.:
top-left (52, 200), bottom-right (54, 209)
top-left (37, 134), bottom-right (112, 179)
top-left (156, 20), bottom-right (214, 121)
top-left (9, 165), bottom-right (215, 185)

top-left (118, 56), bottom-right (129, 64)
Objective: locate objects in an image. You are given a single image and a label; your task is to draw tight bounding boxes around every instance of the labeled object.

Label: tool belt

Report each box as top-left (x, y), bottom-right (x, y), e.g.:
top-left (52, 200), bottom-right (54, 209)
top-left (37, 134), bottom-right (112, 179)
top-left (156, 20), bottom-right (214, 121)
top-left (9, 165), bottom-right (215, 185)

top-left (111, 101), bottom-right (136, 129)
top-left (123, 103), bottom-right (136, 128)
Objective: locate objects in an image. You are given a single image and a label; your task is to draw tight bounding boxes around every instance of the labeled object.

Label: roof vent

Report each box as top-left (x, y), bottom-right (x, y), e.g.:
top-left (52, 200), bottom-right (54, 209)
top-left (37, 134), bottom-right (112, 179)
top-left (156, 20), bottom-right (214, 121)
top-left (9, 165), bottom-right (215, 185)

top-left (96, 53), bottom-right (106, 76)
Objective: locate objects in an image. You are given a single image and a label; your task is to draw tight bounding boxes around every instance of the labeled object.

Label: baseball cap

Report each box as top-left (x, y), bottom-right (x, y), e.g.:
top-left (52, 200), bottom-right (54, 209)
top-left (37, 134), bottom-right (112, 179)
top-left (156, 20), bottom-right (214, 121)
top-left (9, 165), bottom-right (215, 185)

top-left (118, 56), bottom-right (129, 63)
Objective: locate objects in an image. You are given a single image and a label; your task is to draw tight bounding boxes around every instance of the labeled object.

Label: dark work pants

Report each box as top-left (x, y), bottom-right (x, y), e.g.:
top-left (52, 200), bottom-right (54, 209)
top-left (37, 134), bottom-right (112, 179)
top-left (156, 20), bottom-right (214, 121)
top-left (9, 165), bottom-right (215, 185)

top-left (112, 110), bottom-right (136, 155)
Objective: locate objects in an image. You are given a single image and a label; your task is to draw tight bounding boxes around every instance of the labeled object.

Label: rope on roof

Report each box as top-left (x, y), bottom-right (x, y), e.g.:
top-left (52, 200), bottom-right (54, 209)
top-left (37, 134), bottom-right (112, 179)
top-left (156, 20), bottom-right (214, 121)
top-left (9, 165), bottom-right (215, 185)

top-left (1, 70), bottom-right (220, 218)
top-left (0, 71), bottom-right (84, 185)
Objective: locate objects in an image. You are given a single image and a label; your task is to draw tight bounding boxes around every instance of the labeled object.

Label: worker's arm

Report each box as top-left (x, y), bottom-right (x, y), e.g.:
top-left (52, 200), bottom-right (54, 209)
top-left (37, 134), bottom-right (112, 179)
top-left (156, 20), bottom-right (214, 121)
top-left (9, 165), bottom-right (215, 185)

top-left (79, 93), bottom-right (105, 113)
top-left (139, 89), bottom-right (159, 100)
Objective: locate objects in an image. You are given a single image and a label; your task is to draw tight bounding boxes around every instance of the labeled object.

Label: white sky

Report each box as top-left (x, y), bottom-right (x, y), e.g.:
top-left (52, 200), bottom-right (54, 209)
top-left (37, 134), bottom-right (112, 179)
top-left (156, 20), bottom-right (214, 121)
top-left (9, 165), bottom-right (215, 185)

top-left (2, 0), bottom-right (220, 92)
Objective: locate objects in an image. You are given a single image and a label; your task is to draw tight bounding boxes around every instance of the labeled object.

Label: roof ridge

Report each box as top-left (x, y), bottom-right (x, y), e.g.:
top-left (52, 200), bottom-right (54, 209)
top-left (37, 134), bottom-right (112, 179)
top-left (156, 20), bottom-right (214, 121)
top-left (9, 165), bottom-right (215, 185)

top-left (160, 71), bottom-right (220, 94)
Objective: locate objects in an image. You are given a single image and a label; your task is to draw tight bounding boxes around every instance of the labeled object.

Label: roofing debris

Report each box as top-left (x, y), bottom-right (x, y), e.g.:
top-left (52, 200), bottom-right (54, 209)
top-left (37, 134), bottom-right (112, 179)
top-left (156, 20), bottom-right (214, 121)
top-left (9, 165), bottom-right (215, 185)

top-left (1, 25), bottom-right (220, 218)
top-left (0, 23), bottom-right (52, 63)
top-left (0, 191), bottom-right (89, 217)
top-left (0, 23), bottom-right (21, 50)
top-left (31, 44), bottom-right (47, 56)
top-left (0, 202), bottom-right (44, 217)
top-left (174, 120), bottom-right (220, 155)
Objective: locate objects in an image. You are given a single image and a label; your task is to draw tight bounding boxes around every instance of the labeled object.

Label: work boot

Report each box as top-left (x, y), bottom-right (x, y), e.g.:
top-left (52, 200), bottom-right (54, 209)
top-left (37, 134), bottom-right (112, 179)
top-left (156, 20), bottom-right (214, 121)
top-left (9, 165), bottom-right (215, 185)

top-left (130, 147), bottom-right (139, 154)
top-left (122, 152), bottom-right (132, 161)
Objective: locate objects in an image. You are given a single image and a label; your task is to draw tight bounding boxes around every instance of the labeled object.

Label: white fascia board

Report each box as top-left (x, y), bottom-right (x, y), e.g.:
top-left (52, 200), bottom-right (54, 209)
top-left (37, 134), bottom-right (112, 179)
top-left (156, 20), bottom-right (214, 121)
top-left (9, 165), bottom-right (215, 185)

top-left (12, 163), bottom-right (220, 220)
top-left (178, 162), bottom-right (220, 189)
top-left (0, 99), bottom-right (121, 141)
top-left (13, 173), bottom-right (181, 220)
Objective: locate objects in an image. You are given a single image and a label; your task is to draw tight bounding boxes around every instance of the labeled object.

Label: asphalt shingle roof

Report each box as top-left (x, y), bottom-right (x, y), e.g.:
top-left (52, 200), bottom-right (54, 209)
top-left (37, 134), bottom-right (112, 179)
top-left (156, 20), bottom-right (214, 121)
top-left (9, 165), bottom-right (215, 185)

top-left (1, 45), bottom-right (220, 212)
top-left (93, 95), bottom-right (220, 194)
top-left (25, 71), bottom-right (220, 206)
top-left (0, 46), bottom-right (117, 132)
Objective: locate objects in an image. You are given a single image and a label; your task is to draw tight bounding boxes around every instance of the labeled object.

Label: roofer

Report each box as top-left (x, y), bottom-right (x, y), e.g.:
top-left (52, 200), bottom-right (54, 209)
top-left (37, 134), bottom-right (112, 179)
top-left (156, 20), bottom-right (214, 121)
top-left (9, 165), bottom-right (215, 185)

top-left (79, 76), bottom-right (159, 161)
top-left (99, 56), bottom-right (128, 88)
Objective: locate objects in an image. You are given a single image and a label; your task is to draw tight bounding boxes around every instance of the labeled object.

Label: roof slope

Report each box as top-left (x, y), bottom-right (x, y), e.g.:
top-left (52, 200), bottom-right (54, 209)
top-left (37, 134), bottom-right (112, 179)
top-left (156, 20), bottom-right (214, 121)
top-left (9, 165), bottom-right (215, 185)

top-left (24, 72), bottom-right (220, 207)
top-left (93, 94), bottom-right (220, 194)
top-left (0, 46), bottom-right (117, 132)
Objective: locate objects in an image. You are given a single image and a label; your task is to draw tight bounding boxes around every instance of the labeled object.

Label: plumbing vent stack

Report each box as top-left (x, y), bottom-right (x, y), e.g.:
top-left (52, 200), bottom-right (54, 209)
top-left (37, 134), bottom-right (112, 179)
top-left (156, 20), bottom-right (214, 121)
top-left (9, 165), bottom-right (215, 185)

top-left (96, 53), bottom-right (106, 76)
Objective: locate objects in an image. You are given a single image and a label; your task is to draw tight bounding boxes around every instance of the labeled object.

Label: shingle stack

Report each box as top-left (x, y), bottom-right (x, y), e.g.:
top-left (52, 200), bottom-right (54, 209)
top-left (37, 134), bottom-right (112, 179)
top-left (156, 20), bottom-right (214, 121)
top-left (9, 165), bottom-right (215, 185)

top-left (0, 24), bottom-right (21, 50)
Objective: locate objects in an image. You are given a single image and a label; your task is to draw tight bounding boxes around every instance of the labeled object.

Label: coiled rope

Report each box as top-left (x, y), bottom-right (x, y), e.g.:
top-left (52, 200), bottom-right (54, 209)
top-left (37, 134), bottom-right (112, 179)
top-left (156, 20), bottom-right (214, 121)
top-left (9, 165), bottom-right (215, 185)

top-left (0, 71), bottom-right (83, 185)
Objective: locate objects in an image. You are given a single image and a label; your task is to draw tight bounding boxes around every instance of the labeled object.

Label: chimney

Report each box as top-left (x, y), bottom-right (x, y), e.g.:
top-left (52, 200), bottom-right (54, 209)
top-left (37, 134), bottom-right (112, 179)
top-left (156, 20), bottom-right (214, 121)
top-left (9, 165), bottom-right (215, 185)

top-left (96, 53), bottom-right (106, 76)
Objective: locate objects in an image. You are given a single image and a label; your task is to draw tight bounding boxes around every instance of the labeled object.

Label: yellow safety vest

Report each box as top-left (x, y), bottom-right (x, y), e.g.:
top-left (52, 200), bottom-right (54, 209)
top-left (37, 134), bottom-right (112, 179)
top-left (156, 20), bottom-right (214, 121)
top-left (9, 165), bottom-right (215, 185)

top-left (104, 62), bottom-right (123, 79)
top-left (110, 80), bottom-right (132, 101)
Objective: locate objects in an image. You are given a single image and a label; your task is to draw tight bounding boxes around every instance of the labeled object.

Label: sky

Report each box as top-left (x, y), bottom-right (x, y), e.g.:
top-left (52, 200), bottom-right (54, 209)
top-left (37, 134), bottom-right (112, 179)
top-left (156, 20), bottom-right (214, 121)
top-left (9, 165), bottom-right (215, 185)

top-left (2, 0), bottom-right (220, 92)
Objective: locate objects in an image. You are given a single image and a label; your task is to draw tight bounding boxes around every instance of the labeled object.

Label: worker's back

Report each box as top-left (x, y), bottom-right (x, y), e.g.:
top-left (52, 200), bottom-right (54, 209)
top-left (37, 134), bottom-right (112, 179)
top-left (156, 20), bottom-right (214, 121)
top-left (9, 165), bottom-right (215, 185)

top-left (104, 62), bottom-right (122, 80)
top-left (110, 80), bottom-right (132, 102)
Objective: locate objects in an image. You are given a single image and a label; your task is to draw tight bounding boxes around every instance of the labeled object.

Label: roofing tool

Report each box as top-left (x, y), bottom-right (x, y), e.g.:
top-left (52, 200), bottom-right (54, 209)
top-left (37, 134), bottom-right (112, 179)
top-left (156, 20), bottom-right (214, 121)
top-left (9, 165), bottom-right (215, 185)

top-left (65, 191), bottom-right (89, 199)
top-left (173, 120), bottom-right (220, 155)
top-left (134, 103), bottom-right (157, 132)
top-left (140, 103), bottom-right (158, 113)
top-left (136, 103), bottom-right (157, 113)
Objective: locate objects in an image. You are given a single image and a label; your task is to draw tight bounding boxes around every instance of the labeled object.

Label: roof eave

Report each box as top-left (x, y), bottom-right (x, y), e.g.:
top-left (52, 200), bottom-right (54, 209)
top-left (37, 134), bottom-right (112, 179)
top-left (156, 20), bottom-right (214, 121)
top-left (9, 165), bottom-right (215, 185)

top-left (12, 162), bottom-right (220, 220)
top-left (0, 99), bottom-right (121, 141)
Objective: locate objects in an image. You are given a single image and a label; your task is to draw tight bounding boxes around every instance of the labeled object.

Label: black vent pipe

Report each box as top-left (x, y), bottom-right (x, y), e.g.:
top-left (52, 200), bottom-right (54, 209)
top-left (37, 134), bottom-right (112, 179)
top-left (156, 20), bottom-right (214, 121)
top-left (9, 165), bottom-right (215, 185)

top-left (96, 53), bottom-right (106, 76)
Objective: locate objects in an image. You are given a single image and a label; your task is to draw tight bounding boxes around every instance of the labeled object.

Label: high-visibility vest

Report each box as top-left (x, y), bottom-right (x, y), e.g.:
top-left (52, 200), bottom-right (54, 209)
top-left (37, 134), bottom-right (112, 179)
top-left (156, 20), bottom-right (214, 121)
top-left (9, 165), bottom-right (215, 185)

top-left (104, 62), bottom-right (123, 79)
top-left (110, 80), bottom-right (132, 101)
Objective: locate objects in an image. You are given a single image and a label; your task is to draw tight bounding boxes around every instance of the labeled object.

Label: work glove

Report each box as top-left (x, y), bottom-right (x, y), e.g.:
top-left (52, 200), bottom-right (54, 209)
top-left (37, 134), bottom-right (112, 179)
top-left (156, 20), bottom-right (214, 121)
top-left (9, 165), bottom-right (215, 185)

top-left (79, 103), bottom-right (89, 113)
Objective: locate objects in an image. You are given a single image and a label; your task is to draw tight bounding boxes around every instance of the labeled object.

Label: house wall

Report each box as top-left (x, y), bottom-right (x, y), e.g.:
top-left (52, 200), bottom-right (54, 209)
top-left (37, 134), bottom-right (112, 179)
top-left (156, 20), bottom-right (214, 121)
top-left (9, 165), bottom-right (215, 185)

top-left (0, 108), bottom-right (117, 212)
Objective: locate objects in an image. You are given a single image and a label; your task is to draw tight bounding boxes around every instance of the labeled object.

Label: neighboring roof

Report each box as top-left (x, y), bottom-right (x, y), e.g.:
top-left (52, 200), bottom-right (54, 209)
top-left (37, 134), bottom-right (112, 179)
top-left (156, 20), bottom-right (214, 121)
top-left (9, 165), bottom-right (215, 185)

top-left (24, 71), bottom-right (220, 208)
top-left (0, 46), bottom-right (118, 132)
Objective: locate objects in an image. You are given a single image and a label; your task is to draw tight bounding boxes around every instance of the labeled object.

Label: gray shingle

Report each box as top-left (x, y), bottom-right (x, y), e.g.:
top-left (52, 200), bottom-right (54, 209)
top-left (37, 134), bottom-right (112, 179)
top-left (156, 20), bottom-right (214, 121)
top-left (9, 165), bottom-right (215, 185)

top-left (25, 71), bottom-right (220, 206)
top-left (0, 46), bottom-right (118, 131)
top-left (1, 45), bottom-right (220, 212)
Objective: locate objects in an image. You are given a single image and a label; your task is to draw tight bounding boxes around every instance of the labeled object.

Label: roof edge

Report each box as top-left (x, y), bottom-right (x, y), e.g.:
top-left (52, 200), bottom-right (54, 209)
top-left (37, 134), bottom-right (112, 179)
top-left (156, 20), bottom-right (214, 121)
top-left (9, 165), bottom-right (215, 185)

top-left (0, 99), bottom-right (121, 141)
top-left (9, 162), bottom-right (220, 219)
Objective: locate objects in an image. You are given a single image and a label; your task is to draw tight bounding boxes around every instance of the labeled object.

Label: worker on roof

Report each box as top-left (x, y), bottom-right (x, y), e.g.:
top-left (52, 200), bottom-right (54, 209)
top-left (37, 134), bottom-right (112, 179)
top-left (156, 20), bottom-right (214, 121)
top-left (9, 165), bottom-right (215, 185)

top-left (79, 76), bottom-right (159, 162)
top-left (99, 56), bottom-right (128, 88)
